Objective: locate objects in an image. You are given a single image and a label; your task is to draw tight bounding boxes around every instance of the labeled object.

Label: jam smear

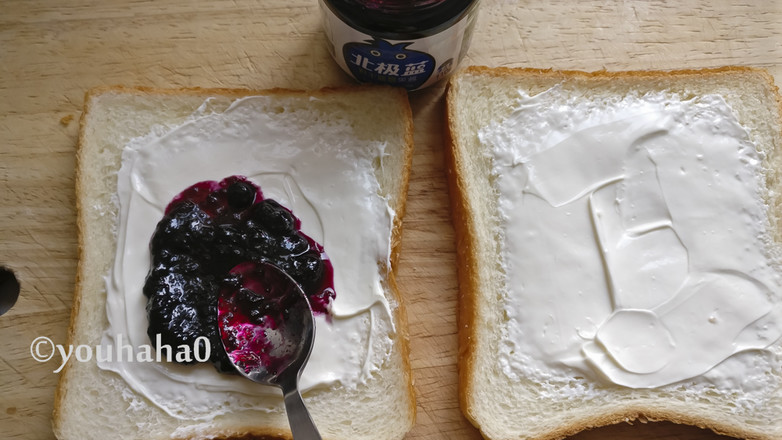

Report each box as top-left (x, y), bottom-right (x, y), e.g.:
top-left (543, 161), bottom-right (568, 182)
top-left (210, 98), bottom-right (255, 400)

top-left (144, 175), bottom-right (335, 373)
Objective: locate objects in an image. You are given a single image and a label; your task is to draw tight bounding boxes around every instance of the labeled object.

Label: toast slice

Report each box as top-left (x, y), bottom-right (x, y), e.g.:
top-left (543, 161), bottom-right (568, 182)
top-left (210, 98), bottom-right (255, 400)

top-left (54, 86), bottom-right (415, 440)
top-left (446, 66), bottom-right (782, 440)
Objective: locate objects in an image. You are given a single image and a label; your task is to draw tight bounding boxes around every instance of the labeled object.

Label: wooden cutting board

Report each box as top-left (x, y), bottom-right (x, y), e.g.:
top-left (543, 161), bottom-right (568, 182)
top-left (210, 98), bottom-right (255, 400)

top-left (0, 1), bottom-right (779, 439)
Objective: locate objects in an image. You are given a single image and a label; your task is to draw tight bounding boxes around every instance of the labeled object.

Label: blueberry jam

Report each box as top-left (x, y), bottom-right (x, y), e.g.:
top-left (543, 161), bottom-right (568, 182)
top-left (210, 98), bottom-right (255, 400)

top-left (218, 262), bottom-right (312, 376)
top-left (144, 176), bottom-right (334, 373)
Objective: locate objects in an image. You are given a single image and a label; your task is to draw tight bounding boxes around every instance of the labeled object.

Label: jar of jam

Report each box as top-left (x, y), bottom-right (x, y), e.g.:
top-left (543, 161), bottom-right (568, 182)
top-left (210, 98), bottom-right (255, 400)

top-left (320, 0), bottom-right (480, 91)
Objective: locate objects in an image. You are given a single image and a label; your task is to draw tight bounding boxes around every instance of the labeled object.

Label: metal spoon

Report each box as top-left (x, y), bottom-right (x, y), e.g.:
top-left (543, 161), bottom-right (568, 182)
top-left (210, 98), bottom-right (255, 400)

top-left (0, 267), bottom-right (20, 316)
top-left (217, 261), bottom-right (321, 440)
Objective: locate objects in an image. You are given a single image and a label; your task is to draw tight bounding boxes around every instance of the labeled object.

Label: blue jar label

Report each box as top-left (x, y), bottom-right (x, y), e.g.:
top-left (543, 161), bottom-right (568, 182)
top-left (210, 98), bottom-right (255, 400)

top-left (343, 39), bottom-right (436, 90)
top-left (321, 1), bottom-right (478, 91)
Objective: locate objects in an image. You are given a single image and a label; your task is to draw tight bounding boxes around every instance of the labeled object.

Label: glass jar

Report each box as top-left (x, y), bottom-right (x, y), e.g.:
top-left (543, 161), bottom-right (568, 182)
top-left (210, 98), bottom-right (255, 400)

top-left (320, 0), bottom-right (480, 91)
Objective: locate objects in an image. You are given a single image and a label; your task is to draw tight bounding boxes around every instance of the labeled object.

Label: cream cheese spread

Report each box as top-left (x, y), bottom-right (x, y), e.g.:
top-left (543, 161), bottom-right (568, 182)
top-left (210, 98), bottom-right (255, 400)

top-left (481, 86), bottom-right (782, 389)
top-left (98, 96), bottom-right (396, 419)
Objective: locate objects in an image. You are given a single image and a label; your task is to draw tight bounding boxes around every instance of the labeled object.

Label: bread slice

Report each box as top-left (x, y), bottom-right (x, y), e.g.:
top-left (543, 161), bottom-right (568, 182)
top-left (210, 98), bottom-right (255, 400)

top-left (446, 66), bottom-right (782, 440)
top-left (54, 86), bottom-right (415, 440)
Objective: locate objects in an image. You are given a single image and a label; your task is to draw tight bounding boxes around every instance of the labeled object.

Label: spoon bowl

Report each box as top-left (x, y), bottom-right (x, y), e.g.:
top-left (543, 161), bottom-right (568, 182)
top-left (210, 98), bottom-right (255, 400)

top-left (217, 261), bottom-right (321, 440)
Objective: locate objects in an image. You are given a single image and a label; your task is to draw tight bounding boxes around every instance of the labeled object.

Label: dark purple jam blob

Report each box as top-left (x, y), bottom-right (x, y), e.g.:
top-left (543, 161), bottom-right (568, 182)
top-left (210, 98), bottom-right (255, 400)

top-left (144, 175), bottom-right (335, 374)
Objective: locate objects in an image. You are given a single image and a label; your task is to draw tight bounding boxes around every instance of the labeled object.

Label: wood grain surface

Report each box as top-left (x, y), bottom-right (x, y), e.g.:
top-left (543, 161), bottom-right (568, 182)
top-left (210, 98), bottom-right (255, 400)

top-left (1, 1), bottom-right (780, 439)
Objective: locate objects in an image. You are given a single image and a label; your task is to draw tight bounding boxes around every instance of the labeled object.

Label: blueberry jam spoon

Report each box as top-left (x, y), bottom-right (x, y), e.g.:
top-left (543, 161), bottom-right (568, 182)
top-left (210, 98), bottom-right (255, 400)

top-left (217, 261), bottom-right (321, 440)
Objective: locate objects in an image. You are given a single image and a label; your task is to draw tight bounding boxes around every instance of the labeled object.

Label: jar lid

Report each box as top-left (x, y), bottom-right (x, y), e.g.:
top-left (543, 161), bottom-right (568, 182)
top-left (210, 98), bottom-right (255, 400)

top-left (323, 0), bottom-right (479, 39)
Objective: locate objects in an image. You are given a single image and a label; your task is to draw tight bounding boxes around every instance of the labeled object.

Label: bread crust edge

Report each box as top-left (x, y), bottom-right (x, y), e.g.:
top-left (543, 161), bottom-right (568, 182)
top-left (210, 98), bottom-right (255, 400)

top-left (443, 75), bottom-right (481, 429)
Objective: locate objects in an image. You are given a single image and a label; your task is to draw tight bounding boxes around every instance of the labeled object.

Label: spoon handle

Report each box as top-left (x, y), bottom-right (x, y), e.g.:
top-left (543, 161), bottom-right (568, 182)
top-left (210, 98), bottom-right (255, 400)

top-left (281, 381), bottom-right (322, 440)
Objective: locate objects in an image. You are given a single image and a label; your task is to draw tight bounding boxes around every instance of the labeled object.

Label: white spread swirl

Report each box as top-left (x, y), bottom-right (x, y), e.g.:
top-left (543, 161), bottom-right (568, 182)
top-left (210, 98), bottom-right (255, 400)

top-left (98, 96), bottom-right (396, 419)
top-left (482, 86), bottom-right (782, 389)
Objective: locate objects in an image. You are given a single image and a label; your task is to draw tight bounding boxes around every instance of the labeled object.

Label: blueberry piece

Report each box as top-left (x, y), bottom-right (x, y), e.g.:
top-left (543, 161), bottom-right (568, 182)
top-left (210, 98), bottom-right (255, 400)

top-left (277, 233), bottom-right (309, 257)
top-left (245, 228), bottom-right (278, 260)
top-left (295, 252), bottom-right (324, 286)
top-left (222, 272), bottom-right (242, 289)
top-left (225, 181), bottom-right (256, 211)
top-left (150, 250), bottom-right (202, 274)
top-left (210, 224), bottom-right (249, 273)
top-left (196, 291), bottom-right (218, 323)
top-left (146, 300), bottom-right (206, 365)
top-left (143, 270), bottom-right (165, 299)
top-left (277, 252), bottom-right (324, 289)
top-left (221, 226), bottom-right (247, 252)
top-left (150, 201), bottom-right (214, 256)
top-left (143, 271), bottom-right (192, 303)
top-left (144, 271), bottom-right (219, 365)
top-left (250, 199), bottom-right (295, 235)
top-left (213, 225), bottom-right (247, 254)
top-left (236, 286), bottom-right (263, 305)
top-left (192, 291), bottom-right (235, 371)
top-left (235, 287), bottom-right (277, 324)
top-left (168, 304), bottom-right (200, 336)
